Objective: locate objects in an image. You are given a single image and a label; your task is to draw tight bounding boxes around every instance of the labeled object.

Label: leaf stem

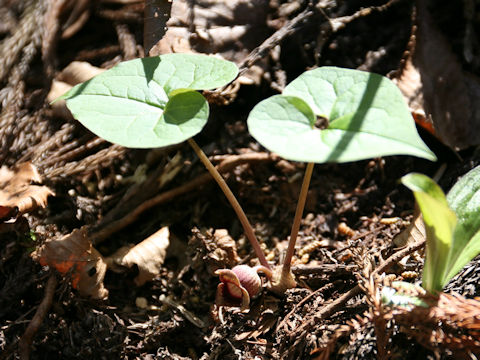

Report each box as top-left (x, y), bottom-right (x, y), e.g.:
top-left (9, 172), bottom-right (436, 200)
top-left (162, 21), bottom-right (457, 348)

top-left (187, 138), bottom-right (271, 269)
top-left (283, 162), bottom-right (314, 273)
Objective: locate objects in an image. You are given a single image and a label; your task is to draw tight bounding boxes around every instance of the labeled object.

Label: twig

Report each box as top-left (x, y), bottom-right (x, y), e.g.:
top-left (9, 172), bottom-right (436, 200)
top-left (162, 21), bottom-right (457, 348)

top-left (41, 0), bottom-right (65, 80)
top-left (18, 123), bottom-right (75, 164)
top-left (18, 274), bottom-right (57, 360)
top-left (45, 144), bottom-right (126, 179)
top-left (0, 1), bottom-right (42, 83)
top-left (237, 0), bottom-right (401, 78)
top-left (278, 282), bottom-right (335, 332)
top-left (372, 238), bottom-right (425, 276)
top-left (237, 6), bottom-right (317, 76)
top-left (292, 263), bottom-right (357, 275)
top-left (60, 0), bottom-right (91, 40)
top-left (326, 0), bottom-right (401, 32)
top-left (91, 152), bottom-right (279, 244)
top-left (116, 23), bottom-right (137, 60)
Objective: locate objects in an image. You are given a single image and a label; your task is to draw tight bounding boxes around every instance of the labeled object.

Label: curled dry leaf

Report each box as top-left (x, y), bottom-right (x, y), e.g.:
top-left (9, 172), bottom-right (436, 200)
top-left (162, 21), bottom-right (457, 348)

top-left (0, 163), bottom-right (54, 221)
top-left (47, 80), bottom-right (75, 119)
top-left (190, 228), bottom-right (240, 275)
top-left (106, 226), bottom-right (170, 286)
top-left (57, 61), bottom-right (106, 85)
top-left (394, 0), bottom-right (480, 150)
top-left (32, 227), bottom-right (108, 299)
top-left (393, 209), bottom-right (426, 248)
top-left (47, 61), bottom-right (105, 119)
top-left (211, 229), bottom-right (240, 267)
top-left (392, 209), bottom-right (426, 272)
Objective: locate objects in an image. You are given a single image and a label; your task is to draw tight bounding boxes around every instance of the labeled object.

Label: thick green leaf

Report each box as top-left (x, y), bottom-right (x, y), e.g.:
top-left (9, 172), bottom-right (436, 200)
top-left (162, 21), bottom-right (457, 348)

top-left (444, 165), bottom-right (480, 282)
top-left (401, 173), bottom-right (457, 293)
top-left (248, 67), bottom-right (436, 163)
top-left (61, 54), bottom-right (237, 148)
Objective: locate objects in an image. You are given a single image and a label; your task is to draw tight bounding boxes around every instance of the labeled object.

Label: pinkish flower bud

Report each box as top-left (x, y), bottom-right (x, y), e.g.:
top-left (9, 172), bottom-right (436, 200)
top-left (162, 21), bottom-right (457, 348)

top-left (215, 265), bottom-right (272, 311)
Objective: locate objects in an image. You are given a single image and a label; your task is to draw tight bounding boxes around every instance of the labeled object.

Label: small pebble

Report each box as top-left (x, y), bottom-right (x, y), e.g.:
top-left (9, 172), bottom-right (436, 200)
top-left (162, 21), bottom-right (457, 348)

top-left (136, 297), bottom-right (148, 309)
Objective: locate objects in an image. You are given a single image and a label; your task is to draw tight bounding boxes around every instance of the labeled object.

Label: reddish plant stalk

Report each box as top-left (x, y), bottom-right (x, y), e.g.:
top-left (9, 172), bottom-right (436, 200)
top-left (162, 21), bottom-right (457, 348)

top-left (188, 138), bottom-right (271, 269)
top-left (282, 162), bottom-right (314, 272)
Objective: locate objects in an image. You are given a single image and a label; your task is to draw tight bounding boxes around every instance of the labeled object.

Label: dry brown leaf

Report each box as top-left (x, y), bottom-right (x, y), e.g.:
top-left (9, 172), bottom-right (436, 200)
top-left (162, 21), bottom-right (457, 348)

top-left (190, 228), bottom-right (240, 275)
top-left (144, 0), bottom-right (172, 55)
top-left (47, 61), bottom-right (105, 119)
top-left (57, 61), bottom-right (105, 85)
top-left (150, 0), bottom-right (270, 85)
top-left (106, 226), bottom-right (170, 286)
top-left (211, 229), bottom-right (240, 265)
top-left (393, 209), bottom-right (426, 248)
top-left (395, 0), bottom-right (480, 150)
top-left (0, 163), bottom-right (54, 221)
top-left (32, 227), bottom-right (108, 299)
top-left (47, 80), bottom-right (75, 119)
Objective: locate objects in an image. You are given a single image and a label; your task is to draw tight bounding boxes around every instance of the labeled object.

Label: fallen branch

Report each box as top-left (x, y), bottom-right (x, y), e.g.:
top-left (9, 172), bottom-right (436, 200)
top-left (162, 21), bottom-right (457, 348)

top-left (18, 274), bottom-right (57, 360)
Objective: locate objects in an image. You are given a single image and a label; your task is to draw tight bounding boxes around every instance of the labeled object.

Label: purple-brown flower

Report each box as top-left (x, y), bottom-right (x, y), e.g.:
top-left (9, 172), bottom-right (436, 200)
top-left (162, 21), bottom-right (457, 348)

top-left (215, 264), bottom-right (272, 311)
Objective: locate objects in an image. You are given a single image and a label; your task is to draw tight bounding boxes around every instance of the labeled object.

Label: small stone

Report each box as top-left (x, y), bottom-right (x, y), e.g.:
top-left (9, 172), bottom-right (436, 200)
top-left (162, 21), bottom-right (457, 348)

top-left (136, 297), bottom-right (148, 309)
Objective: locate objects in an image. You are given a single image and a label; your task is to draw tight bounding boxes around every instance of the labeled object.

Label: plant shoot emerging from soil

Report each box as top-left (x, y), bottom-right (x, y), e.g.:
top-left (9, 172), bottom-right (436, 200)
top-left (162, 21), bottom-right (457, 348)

top-left (402, 167), bottom-right (480, 293)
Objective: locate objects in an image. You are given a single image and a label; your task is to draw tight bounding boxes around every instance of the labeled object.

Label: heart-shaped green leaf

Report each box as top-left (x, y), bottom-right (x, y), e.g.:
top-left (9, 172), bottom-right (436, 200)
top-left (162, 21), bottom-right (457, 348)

top-left (401, 173), bottom-right (457, 293)
top-left (61, 54), bottom-right (238, 148)
top-left (248, 67), bottom-right (436, 163)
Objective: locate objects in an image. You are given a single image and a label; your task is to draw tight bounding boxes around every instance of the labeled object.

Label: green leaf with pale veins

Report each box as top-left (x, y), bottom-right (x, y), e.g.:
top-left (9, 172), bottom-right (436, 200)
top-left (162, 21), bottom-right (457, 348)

top-left (61, 54), bottom-right (238, 148)
top-left (247, 67), bottom-right (436, 163)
